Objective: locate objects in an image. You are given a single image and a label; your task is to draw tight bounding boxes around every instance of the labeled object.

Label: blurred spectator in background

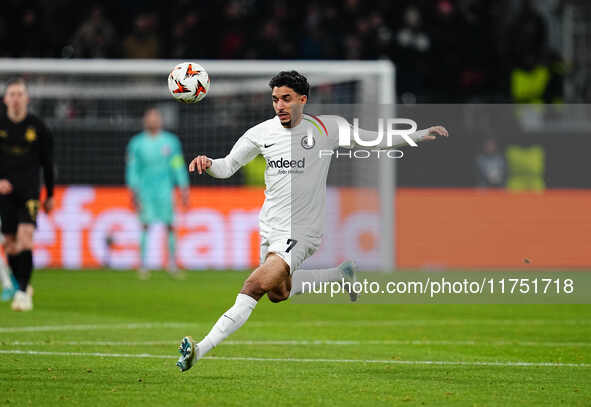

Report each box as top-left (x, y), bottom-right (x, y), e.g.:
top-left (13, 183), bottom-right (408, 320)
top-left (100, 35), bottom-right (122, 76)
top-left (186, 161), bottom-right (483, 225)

top-left (344, 35), bottom-right (362, 60)
top-left (505, 144), bottom-right (546, 191)
top-left (429, 0), bottom-right (464, 101)
top-left (256, 21), bottom-right (294, 59)
top-left (0, 0), bottom-right (560, 103)
top-left (456, 0), bottom-right (500, 100)
top-left (475, 138), bottom-right (506, 188)
top-left (511, 52), bottom-right (550, 104)
top-left (391, 5), bottom-right (431, 101)
top-left (511, 47), bottom-right (565, 104)
top-left (170, 12), bottom-right (202, 59)
top-left (299, 26), bottom-right (326, 60)
top-left (218, 1), bottom-right (247, 59)
top-left (542, 48), bottom-right (565, 104)
top-left (123, 13), bottom-right (159, 59)
top-left (0, 15), bottom-right (10, 58)
top-left (17, 9), bottom-right (44, 58)
top-left (507, 0), bottom-right (548, 70)
top-left (299, 4), bottom-right (333, 59)
top-left (71, 5), bottom-right (117, 58)
top-left (507, 0), bottom-right (551, 103)
top-left (354, 16), bottom-right (377, 59)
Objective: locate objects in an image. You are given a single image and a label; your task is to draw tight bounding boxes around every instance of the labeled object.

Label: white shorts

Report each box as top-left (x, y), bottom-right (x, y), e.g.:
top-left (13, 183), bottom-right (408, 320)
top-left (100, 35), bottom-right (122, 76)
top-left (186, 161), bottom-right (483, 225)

top-left (259, 232), bottom-right (321, 275)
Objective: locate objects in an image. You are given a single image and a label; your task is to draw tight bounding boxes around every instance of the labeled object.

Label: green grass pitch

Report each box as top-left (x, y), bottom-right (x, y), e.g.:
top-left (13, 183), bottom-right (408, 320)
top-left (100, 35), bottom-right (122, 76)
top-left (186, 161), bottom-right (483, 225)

top-left (1, 270), bottom-right (590, 406)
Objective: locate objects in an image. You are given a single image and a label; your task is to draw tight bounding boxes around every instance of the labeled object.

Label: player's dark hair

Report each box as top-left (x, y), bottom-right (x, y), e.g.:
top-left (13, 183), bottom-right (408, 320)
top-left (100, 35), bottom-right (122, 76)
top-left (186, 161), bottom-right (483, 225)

top-left (4, 77), bottom-right (27, 94)
top-left (269, 71), bottom-right (310, 97)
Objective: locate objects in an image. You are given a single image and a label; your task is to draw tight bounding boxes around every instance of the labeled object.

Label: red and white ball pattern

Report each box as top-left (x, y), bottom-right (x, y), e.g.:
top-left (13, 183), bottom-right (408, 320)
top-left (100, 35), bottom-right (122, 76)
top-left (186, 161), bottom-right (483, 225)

top-left (168, 62), bottom-right (210, 104)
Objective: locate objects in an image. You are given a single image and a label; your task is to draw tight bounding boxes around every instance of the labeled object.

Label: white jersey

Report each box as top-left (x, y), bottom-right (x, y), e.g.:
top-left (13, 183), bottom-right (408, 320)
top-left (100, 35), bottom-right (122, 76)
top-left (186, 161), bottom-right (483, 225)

top-left (207, 114), bottom-right (426, 239)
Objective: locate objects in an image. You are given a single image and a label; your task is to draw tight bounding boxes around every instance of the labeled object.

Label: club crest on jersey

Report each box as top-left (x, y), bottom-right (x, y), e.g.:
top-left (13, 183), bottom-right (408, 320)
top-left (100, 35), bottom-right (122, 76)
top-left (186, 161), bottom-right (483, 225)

top-left (301, 131), bottom-right (315, 150)
top-left (25, 199), bottom-right (40, 221)
top-left (161, 145), bottom-right (171, 156)
top-left (0, 130), bottom-right (7, 138)
top-left (25, 127), bottom-right (37, 142)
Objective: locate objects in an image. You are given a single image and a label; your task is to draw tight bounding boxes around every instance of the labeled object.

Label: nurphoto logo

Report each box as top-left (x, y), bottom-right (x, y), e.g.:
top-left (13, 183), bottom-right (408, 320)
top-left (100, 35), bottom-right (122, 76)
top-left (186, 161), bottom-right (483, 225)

top-left (337, 117), bottom-right (418, 148)
top-left (319, 117), bottom-right (417, 159)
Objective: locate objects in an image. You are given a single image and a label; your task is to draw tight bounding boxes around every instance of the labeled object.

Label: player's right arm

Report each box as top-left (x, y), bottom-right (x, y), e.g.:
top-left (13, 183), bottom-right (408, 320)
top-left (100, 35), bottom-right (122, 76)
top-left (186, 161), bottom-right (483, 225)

top-left (125, 139), bottom-right (138, 188)
top-left (125, 137), bottom-right (141, 209)
top-left (38, 119), bottom-right (55, 213)
top-left (0, 126), bottom-right (12, 195)
top-left (189, 132), bottom-right (260, 178)
top-left (320, 115), bottom-right (448, 150)
top-left (0, 179), bottom-right (11, 195)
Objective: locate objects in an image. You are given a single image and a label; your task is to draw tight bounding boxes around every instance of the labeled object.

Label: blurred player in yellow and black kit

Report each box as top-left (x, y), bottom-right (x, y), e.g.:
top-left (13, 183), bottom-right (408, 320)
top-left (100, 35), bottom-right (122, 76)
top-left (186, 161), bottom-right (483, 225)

top-left (0, 77), bottom-right (54, 311)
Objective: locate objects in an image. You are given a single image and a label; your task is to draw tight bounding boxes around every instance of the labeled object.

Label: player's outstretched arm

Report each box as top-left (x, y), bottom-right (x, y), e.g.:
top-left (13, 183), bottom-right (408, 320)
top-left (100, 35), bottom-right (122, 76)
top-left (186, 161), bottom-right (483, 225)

top-left (189, 133), bottom-right (260, 179)
top-left (323, 115), bottom-right (449, 150)
top-left (356, 125), bottom-right (449, 149)
top-left (420, 126), bottom-right (449, 142)
top-left (188, 154), bottom-right (239, 179)
top-left (189, 155), bottom-right (212, 175)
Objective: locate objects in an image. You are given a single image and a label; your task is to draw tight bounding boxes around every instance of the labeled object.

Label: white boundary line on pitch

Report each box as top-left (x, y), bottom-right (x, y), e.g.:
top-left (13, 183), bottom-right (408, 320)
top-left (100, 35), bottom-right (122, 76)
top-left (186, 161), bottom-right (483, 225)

top-left (0, 323), bottom-right (188, 333)
top-left (2, 339), bottom-right (591, 348)
top-left (2, 319), bottom-right (591, 333)
top-left (0, 349), bottom-right (588, 368)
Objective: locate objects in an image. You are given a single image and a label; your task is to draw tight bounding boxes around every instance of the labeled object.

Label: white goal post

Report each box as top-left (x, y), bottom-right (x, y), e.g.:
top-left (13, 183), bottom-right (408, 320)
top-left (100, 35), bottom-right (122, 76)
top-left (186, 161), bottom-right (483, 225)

top-left (0, 58), bottom-right (396, 272)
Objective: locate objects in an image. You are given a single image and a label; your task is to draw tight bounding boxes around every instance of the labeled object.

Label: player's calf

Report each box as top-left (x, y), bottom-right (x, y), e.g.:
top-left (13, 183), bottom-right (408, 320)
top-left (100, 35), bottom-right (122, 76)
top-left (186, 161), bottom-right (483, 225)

top-left (267, 276), bottom-right (291, 303)
top-left (176, 293), bottom-right (258, 372)
top-left (175, 254), bottom-right (289, 371)
top-left (267, 290), bottom-right (289, 303)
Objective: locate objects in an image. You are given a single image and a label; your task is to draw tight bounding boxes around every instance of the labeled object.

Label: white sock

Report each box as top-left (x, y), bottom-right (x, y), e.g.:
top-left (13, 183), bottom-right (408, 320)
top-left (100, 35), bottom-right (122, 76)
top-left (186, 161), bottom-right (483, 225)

top-left (197, 293), bottom-right (257, 358)
top-left (289, 266), bottom-right (343, 297)
top-left (0, 257), bottom-right (12, 289)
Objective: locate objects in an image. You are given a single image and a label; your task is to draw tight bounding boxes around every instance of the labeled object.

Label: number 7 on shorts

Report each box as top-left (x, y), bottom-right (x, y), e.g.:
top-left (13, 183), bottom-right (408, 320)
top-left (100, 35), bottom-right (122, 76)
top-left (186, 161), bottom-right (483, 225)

top-left (286, 239), bottom-right (298, 253)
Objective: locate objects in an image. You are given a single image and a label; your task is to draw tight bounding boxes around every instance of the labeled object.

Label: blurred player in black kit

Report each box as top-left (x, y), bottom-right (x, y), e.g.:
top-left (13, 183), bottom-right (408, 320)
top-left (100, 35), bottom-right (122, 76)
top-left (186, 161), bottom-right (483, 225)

top-left (0, 77), bottom-right (55, 311)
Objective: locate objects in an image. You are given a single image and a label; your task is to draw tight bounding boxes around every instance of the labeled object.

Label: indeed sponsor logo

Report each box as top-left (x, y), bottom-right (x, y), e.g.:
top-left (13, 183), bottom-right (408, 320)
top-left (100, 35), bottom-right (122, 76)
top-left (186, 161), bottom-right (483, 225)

top-left (267, 157), bottom-right (306, 169)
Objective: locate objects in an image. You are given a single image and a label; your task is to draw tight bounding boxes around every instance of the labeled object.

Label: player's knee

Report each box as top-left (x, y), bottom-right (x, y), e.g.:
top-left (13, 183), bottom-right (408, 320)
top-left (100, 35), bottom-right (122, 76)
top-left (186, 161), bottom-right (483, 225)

top-left (17, 237), bottom-right (34, 251)
top-left (16, 227), bottom-right (34, 251)
top-left (3, 238), bottom-right (17, 255)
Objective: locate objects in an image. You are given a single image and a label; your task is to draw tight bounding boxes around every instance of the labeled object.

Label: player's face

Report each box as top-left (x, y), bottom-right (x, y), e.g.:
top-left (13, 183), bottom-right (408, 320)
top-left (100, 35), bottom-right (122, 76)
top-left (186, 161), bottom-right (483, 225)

top-left (143, 109), bottom-right (162, 134)
top-left (3, 83), bottom-right (29, 115)
top-left (272, 86), bottom-right (307, 128)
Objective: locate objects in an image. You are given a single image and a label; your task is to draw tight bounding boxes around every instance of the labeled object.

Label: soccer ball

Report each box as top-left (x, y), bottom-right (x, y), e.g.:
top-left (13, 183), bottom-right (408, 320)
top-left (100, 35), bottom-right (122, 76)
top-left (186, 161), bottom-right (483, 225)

top-left (168, 62), bottom-right (210, 104)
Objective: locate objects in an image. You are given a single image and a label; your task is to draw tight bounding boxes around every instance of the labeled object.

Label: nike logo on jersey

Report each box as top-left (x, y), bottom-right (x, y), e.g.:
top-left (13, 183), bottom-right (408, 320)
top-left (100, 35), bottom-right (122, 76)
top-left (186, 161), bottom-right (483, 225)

top-left (264, 143), bottom-right (275, 148)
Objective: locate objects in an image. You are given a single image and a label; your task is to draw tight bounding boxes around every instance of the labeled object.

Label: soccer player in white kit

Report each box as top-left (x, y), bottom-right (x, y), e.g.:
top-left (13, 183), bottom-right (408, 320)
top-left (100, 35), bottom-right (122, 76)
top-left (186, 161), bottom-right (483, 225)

top-left (177, 71), bottom-right (448, 371)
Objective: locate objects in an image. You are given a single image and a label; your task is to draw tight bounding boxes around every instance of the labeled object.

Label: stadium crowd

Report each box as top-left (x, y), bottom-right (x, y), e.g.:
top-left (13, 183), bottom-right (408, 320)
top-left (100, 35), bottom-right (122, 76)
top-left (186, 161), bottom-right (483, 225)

top-left (0, 0), bottom-right (562, 102)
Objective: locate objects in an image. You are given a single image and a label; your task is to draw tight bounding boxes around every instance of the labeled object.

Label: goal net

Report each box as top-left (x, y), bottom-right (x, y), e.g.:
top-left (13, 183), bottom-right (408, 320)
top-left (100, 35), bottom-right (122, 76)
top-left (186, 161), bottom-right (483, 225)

top-left (0, 59), bottom-right (396, 272)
